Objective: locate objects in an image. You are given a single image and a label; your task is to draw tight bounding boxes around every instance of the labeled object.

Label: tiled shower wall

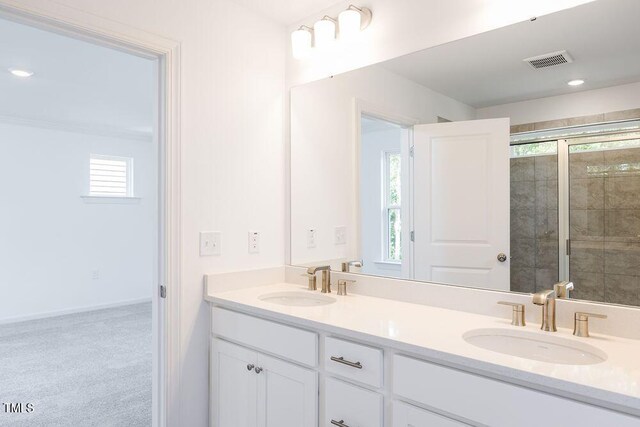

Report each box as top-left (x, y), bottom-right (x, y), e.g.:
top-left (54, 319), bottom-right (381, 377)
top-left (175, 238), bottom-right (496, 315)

top-left (510, 155), bottom-right (559, 294)
top-left (569, 147), bottom-right (640, 305)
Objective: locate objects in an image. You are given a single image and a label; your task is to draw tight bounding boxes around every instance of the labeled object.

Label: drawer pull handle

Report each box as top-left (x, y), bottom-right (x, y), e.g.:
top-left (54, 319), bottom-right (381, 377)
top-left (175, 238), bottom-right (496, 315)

top-left (331, 420), bottom-right (350, 427)
top-left (330, 356), bottom-right (362, 369)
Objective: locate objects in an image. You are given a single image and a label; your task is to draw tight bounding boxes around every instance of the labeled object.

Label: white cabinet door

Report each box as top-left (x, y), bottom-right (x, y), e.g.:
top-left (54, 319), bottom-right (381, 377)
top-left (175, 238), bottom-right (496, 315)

top-left (393, 401), bottom-right (467, 427)
top-left (257, 352), bottom-right (318, 427)
top-left (412, 118), bottom-right (510, 290)
top-left (211, 338), bottom-right (258, 427)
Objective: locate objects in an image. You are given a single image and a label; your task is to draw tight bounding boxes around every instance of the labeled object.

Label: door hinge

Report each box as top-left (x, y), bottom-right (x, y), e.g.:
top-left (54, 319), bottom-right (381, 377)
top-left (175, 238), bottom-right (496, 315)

top-left (410, 230), bottom-right (415, 242)
top-left (409, 146), bottom-right (414, 157)
top-left (566, 239), bottom-right (571, 256)
top-left (160, 285), bottom-right (167, 298)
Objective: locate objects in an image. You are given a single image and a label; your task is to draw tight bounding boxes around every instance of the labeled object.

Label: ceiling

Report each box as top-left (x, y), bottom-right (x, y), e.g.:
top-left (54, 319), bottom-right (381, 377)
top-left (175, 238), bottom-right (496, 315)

top-left (361, 115), bottom-right (403, 134)
top-left (381, 0), bottom-right (640, 108)
top-left (0, 17), bottom-right (155, 137)
top-left (228, 0), bottom-right (343, 26)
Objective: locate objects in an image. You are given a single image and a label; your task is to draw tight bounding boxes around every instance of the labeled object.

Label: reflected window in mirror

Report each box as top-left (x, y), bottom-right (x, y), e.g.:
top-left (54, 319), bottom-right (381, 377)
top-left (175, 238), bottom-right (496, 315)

top-left (384, 151), bottom-right (402, 262)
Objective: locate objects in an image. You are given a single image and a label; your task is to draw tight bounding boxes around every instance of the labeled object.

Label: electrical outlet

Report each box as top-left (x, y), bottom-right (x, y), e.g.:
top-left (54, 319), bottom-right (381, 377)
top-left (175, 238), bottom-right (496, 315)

top-left (248, 231), bottom-right (260, 254)
top-left (200, 231), bottom-right (221, 256)
top-left (307, 229), bottom-right (316, 248)
top-left (334, 226), bottom-right (347, 245)
top-left (92, 270), bottom-right (100, 280)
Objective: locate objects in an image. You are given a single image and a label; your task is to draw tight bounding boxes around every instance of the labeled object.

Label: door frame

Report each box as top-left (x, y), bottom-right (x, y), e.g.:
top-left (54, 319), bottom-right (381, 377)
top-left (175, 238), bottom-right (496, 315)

top-left (353, 99), bottom-right (419, 278)
top-left (0, 2), bottom-right (182, 426)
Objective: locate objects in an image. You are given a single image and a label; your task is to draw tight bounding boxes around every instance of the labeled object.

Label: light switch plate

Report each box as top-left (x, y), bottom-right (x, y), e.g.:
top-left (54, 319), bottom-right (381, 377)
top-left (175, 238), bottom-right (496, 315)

top-left (334, 226), bottom-right (347, 245)
top-left (248, 231), bottom-right (260, 254)
top-left (200, 231), bottom-right (221, 256)
top-left (307, 229), bottom-right (316, 248)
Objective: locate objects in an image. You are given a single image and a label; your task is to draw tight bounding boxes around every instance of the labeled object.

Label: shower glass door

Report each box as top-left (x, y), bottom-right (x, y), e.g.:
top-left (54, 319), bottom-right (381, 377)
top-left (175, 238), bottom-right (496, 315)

top-left (567, 134), bottom-right (640, 305)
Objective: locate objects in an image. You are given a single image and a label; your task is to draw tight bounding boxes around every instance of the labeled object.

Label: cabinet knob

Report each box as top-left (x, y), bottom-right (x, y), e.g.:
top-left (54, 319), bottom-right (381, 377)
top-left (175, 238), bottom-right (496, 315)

top-left (254, 367), bottom-right (263, 374)
top-left (331, 420), bottom-right (350, 427)
top-left (246, 364), bottom-right (254, 371)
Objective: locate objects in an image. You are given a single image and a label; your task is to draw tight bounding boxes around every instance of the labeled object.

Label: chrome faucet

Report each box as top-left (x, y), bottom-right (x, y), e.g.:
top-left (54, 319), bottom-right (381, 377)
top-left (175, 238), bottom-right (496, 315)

top-left (307, 265), bottom-right (331, 293)
top-left (532, 289), bottom-right (557, 332)
top-left (341, 260), bottom-right (363, 272)
top-left (553, 281), bottom-right (574, 299)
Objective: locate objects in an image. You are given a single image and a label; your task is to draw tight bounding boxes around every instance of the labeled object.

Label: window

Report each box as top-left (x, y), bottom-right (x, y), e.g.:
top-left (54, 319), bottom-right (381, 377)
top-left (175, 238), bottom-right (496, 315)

top-left (384, 151), bottom-right (401, 262)
top-left (510, 141), bottom-right (557, 158)
top-left (89, 154), bottom-right (134, 197)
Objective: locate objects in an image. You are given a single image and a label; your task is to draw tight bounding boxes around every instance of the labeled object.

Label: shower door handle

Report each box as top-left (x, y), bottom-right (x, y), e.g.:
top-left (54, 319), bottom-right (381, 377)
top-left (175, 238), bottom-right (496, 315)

top-left (497, 253), bottom-right (507, 262)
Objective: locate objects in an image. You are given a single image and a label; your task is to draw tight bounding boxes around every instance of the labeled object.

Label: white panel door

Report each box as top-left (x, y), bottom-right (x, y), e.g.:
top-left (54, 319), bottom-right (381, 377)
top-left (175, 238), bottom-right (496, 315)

top-left (413, 118), bottom-right (510, 290)
top-left (257, 352), bottom-right (318, 427)
top-left (211, 338), bottom-right (258, 427)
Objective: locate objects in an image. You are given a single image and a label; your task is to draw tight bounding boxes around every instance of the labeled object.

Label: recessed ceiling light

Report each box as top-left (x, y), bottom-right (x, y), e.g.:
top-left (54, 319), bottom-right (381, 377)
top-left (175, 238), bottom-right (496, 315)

top-left (567, 79), bottom-right (585, 86)
top-left (9, 68), bottom-right (34, 78)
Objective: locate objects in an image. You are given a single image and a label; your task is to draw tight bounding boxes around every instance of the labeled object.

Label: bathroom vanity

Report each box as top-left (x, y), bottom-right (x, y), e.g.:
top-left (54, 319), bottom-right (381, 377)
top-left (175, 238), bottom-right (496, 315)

top-left (205, 277), bottom-right (640, 427)
top-left (207, 2), bottom-right (640, 425)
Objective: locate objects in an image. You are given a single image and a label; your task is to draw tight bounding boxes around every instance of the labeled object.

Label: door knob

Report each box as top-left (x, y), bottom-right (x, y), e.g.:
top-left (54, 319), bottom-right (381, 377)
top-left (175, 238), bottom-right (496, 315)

top-left (497, 253), bottom-right (507, 262)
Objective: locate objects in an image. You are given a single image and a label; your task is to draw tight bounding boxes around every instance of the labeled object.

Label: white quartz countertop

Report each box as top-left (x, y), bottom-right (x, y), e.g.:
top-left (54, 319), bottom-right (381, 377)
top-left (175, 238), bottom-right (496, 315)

top-left (206, 282), bottom-right (640, 416)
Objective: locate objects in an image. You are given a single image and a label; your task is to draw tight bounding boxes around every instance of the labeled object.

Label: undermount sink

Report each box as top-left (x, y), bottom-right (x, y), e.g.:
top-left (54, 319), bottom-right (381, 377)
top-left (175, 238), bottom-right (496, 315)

top-left (258, 291), bottom-right (336, 307)
top-left (463, 328), bottom-right (607, 365)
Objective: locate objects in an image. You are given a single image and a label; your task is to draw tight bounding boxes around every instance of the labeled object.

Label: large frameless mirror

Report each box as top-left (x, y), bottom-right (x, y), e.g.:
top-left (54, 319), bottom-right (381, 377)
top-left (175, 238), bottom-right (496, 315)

top-left (290, 0), bottom-right (640, 307)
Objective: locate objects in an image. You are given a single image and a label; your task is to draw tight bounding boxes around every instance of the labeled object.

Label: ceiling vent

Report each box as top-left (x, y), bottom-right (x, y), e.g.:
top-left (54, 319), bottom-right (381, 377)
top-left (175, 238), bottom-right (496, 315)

top-left (523, 50), bottom-right (573, 69)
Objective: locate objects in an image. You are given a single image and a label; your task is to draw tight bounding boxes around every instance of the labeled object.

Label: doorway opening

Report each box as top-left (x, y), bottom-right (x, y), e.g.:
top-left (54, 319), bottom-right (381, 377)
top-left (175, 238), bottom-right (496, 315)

top-left (0, 10), bottom-right (172, 425)
top-left (358, 113), bottom-right (413, 279)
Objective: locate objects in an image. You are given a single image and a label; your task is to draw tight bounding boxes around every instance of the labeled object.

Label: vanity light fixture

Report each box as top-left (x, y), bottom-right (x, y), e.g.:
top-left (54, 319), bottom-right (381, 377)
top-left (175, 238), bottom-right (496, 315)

top-left (291, 26), bottom-right (313, 59)
top-left (9, 68), bottom-right (34, 78)
top-left (314, 16), bottom-right (337, 49)
top-left (291, 5), bottom-right (372, 58)
top-left (338, 5), bottom-right (372, 41)
top-left (567, 79), bottom-right (585, 86)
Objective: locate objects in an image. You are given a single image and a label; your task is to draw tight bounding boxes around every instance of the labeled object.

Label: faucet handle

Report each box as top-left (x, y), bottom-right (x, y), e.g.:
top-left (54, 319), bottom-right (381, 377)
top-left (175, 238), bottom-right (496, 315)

top-left (301, 273), bottom-right (317, 291)
top-left (337, 279), bottom-right (355, 296)
top-left (554, 281), bottom-right (574, 299)
top-left (573, 312), bottom-right (607, 337)
top-left (497, 301), bottom-right (526, 326)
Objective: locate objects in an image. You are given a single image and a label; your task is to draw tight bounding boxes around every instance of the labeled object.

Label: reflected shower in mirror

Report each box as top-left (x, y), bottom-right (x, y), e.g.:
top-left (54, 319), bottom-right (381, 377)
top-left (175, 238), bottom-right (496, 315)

top-left (290, 0), bottom-right (640, 307)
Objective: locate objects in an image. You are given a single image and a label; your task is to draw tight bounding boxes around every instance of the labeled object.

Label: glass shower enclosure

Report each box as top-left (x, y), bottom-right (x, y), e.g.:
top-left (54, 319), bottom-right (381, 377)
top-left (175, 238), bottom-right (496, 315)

top-left (510, 121), bottom-right (640, 305)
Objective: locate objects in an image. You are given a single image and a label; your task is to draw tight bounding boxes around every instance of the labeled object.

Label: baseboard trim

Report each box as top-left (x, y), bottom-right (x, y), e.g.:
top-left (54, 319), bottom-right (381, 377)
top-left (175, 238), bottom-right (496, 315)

top-left (0, 297), bottom-right (152, 325)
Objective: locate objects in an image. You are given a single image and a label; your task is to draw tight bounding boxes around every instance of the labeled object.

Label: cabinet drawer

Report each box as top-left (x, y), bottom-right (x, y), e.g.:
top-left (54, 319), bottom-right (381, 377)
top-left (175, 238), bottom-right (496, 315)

top-left (393, 401), bottom-right (468, 427)
top-left (393, 355), bottom-right (640, 427)
top-left (325, 377), bottom-right (382, 427)
top-left (212, 307), bottom-right (317, 367)
top-left (324, 336), bottom-right (383, 388)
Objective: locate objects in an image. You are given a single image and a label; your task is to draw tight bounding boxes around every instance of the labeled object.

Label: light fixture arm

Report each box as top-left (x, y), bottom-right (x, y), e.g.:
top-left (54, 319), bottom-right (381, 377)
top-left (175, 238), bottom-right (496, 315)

top-left (346, 4), bottom-right (373, 29)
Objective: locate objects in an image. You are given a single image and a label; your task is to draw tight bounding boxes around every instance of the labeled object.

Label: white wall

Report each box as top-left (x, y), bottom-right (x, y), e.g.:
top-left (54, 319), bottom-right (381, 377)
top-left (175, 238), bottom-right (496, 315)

top-left (291, 65), bottom-right (475, 268)
top-left (477, 81), bottom-right (640, 124)
top-left (0, 122), bottom-right (156, 322)
top-left (360, 127), bottom-right (403, 278)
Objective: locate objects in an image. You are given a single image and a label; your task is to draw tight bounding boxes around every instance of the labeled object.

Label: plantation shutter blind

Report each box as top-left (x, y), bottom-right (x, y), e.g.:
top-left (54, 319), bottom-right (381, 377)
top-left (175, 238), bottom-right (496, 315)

top-left (89, 155), bottom-right (132, 197)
